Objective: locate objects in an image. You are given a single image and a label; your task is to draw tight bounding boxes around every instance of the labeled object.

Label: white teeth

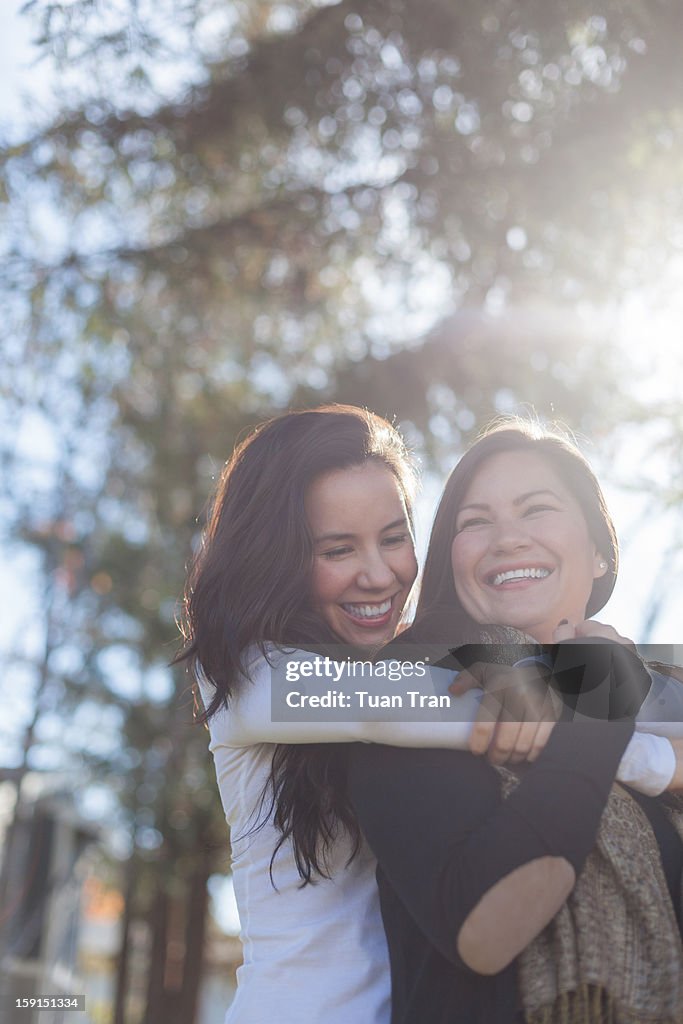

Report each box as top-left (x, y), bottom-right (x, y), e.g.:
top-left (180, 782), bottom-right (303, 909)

top-left (492, 567), bottom-right (551, 586)
top-left (342, 599), bottom-right (392, 619)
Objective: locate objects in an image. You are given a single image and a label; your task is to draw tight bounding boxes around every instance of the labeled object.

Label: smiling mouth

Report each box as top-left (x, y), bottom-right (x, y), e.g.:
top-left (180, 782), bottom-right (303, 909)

top-left (340, 597), bottom-right (395, 625)
top-left (489, 567), bottom-right (553, 586)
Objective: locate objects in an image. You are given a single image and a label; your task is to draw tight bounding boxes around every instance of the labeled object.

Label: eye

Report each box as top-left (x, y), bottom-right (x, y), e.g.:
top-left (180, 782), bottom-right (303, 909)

top-left (321, 545), bottom-right (354, 560)
top-left (523, 504), bottom-right (556, 516)
top-left (457, 516), bottom-right (491, 531)
top-left (382, 532), bottom-right (409, 547)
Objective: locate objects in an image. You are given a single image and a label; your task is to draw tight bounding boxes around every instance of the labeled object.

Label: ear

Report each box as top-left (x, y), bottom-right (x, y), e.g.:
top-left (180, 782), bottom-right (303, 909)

top-left (593, 550), bottom-right (608, 579)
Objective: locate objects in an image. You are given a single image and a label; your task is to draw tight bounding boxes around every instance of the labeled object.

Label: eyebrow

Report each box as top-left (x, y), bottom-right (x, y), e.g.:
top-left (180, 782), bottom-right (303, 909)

top-left (457, 489), bottom-right (561, 514)
top-left (314, 517), bottom-right (408, 543)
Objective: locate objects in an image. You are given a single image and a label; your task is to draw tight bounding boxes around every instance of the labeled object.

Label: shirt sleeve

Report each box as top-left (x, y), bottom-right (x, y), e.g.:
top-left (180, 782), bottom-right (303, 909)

top-left (616, 731), bottom-right (675, 795)
top-left (347, 719), bottom-right (633, 969)
top-left (201, 651), bottom-right (480, 749)
top-left (200, 647), bottom-right (669, 798)
top-left (636, 668), bottom-right (683, 737)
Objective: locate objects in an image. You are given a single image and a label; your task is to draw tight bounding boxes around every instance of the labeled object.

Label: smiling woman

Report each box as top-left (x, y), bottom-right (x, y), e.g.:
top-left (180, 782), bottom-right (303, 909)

top-left (450, 449), bottom-right (609, 642)
top-left (347, 419), bottom-right (683, 1024)
top-left (175, 404), bottom-right (463, 1024)
top-left (306, 462), bottom-right (417, 647)
top-left (410, 419), bottom-right (619, 645)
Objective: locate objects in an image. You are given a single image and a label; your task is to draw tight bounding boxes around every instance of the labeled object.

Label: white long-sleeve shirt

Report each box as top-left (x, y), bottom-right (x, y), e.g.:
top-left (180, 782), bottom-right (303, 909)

top-left (200, 647), bottom-right (683, 1024)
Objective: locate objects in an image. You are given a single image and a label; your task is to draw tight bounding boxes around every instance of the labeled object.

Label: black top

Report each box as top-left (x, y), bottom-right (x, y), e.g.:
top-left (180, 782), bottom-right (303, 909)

top-left (347, 721), bottom-right (637, 1024)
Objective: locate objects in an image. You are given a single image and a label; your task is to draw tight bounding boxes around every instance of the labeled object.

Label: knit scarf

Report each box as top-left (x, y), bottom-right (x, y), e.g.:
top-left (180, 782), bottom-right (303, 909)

top-left (471, 627), bottom-right (683, 1023)
top-left (496, 770), bottom-right (683, 1024)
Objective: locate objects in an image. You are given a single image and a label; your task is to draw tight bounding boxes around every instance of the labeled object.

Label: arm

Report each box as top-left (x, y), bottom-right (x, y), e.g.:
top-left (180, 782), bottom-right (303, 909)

top-left (449, 653), bottom-right (676, 796)
top-left (635, 668), bottom-right (683, 737)
top-left (552, 621), bottom-right (683, 737)
top-left (348, 718), bottom-right (633, 975)
top-left (618, 664), bottom-right (683, 788)
top-left (457, 858), bottom-right (573, 974)
top-left (547, 641), bottom-right (681, 792)
top-left (201, 650), bottom-right (478, 749)
top-left (200, 647), bottom-right (676, 797)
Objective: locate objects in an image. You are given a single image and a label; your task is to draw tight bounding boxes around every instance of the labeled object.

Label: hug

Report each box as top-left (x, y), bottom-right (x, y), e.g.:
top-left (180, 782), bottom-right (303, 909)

top-left (177, 405), bottom-right (683, 1024)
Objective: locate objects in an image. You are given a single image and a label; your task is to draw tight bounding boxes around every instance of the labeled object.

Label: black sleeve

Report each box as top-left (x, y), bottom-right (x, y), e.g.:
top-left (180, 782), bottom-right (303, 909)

top-left (445, 636), bottom-right (652, 721)
top-left (348, 719), bottom-right (633, 970)
top-left (547, 638), bottom-right (652, 720)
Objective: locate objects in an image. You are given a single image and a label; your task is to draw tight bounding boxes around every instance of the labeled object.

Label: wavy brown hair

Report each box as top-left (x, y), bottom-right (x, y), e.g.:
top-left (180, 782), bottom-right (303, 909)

top-left (176, 404), bottom-right (417, 882)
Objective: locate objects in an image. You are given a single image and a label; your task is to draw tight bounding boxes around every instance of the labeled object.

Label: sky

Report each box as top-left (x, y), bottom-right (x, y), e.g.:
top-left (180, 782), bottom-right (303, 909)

top-left (1, 3), bottom-right (55, 134)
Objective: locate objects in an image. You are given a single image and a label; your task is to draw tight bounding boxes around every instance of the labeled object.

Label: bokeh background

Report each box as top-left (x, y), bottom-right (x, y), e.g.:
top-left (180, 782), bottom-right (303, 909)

top-left (3, 1), bottom-right (683, 1021)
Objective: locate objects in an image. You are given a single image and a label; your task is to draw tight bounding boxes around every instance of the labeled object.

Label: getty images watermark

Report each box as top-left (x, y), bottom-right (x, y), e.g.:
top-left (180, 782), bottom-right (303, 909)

top-left (282, 654), bottom-right (433, 710)
top-left (270, 644), bottom-right (683, 724)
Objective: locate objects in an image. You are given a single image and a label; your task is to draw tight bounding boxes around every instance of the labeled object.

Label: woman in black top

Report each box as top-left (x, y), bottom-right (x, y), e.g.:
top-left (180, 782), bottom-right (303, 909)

top-left (349, 421), bottom-right (683, 1024)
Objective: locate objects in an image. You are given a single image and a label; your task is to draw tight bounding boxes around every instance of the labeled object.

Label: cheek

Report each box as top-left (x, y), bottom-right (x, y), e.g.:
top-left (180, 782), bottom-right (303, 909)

top-left (450, 534), bottom-right (487, 609)
top-left (450, 535), bottom-right (476, 580)
top-left (398, 546), bottom-right (419, 587)
top-left (309, 560), bottom-right (346, 606)
top-left (552, 519), bottom-right (595, 570)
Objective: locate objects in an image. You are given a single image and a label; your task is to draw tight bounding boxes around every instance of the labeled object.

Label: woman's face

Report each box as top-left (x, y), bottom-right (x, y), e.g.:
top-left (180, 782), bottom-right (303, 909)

top-left (450, 450), bottom-right (607, 643)
top-left (305, 462), bottom-right (418, 650)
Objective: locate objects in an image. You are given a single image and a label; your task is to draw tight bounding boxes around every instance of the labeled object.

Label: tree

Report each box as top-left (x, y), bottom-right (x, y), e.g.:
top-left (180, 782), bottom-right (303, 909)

top-left (5, 1), bottom-right (683, 1019)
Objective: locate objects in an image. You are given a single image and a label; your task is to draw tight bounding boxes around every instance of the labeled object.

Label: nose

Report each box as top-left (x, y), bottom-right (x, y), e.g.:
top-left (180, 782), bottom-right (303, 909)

top-left (357, 548), bottom-right (396, 590)
top-left (490, 516), bottom-right (531, 555)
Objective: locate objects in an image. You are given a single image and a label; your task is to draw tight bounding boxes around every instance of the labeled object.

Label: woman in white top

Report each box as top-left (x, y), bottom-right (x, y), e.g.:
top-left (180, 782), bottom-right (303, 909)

top-left (176, 405), bottom-right (681, 1024)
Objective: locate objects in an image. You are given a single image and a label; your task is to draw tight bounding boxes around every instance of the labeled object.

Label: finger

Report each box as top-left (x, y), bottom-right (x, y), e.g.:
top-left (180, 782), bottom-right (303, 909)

top-left (539, 686), bottom-right (562, 722)
top-left (549, 683), bottom-right (564, 719)
top-left (527, 721), bottom-right (556, 762)
top-left (487, 721), bottom-right (523, 766)
top-left (469, 719), bottom-right (497, 755)
top-left (469, 692), bottom-right (509, 754)
top-left (574, 619), bottom-right (614, 638)
top-left (510, 720), bottom-right (539, 760)
top-left (449, 668), bottom-right (482, 695)
top-left (574, 620), bottom-right (635, 647)
top-left (553, 620), bottom-right (576, 642)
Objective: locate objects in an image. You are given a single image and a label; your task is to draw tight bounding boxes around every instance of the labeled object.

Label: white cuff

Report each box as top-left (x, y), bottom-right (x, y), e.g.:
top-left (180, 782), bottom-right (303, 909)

top-left (616, 732), bottom-right (676, 796)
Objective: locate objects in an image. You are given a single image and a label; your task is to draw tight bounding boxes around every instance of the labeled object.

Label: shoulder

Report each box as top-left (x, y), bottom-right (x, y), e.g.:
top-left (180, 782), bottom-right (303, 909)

top-left (201, 643), bottom-right (287, 692)
top-left (648, 661), bottom-right (683, 685)
top-left (242, 642), bottom-right (303, 682)
top-left (195, 645), bottom-right (270, 723)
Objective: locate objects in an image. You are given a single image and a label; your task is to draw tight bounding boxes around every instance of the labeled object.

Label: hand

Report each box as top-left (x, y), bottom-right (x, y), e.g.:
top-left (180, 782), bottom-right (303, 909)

top-left (553, 619), bottom-right (635, 649)
top-left (666, 738), bottom-right (683, 791)
top-left (550, 622), bottom-right (647, 720)
top-left (450, 662), bottom-right (560, 766)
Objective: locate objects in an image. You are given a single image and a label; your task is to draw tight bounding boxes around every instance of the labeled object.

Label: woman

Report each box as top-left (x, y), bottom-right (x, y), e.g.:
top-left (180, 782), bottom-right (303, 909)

top-left (179, 409), bottom-right (680, 1024)
top-left (178, 404), bottom-right (539, 1024)
top-left (348, 420), bottom-right (683, 1023)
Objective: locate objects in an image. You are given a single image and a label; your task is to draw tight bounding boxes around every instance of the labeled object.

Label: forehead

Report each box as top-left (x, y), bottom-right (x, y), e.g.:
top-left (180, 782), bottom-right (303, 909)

top-left (461, 449), bottom-right (575, 505)
top-left (305, 462), bottom-right (406, 534)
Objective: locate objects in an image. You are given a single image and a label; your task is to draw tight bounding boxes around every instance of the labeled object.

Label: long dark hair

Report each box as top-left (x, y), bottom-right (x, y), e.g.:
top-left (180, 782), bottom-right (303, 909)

top-left (176, 404), bottom-right (417, 881)
top-left (403, 418), bottom-right (618, 645)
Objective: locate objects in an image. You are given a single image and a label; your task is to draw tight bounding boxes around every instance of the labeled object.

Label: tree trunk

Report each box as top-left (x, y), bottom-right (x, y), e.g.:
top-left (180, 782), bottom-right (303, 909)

top-left (113, 856), bottom-right (137, 1024)
top-left (179, 850), bottom-right (212, 1024)
top-left (144, 882), bottom-right (169, 1024)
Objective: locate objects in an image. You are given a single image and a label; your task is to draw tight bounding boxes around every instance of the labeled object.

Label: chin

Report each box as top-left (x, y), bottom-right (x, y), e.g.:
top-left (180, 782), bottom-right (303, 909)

top-left (352, 628), bottom-right (393, 650)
